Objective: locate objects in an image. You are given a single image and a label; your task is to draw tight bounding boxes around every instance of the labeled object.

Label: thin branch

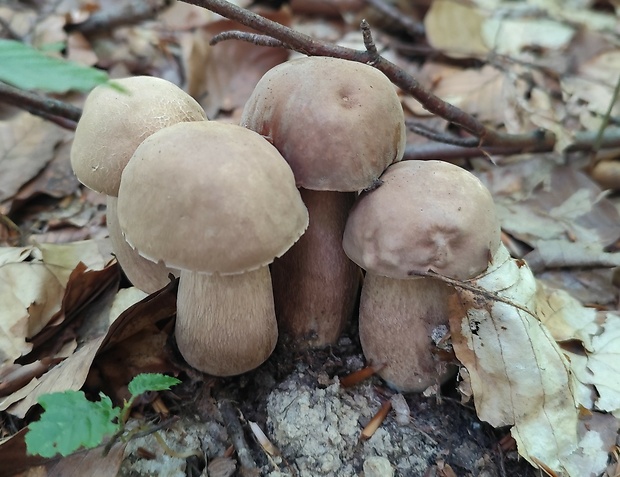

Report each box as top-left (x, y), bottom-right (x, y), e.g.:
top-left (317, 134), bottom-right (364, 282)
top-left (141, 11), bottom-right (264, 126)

top-left (182, 0), bottom-right (554, 151)
top-left (210, 31), bottom-right (289, 48)
top-left (408, 268), bottom-right (536, 319)
top-left (590, 73), bottom-right (620, 167)
top-left (360, 19), bottom-right (378, 56)
top-left (406, 120), bottom-right (479, 147)
top-left (219, 399), bottom-right (258, 474)
top-left (65, 0), bottom-right (173, 35)
top-left (404, 127), bottom-right (620, 161)
top-left (403, 143), bottom-right (523, 161)
top-left (0, 82), bottom-right (81, 128)
top-left (567, 126), bottom-right (620, 152)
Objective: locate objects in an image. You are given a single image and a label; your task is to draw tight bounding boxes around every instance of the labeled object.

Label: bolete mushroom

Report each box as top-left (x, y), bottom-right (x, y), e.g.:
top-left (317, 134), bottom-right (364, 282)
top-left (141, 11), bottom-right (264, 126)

top-left (117, 121), bottom-right (308, 376)
top-left (70, 76), bottom-right (206, 292)
top-left (241, 56), bottom-right (406, 347)
top-left (343, 160), bottom-right (501, 392)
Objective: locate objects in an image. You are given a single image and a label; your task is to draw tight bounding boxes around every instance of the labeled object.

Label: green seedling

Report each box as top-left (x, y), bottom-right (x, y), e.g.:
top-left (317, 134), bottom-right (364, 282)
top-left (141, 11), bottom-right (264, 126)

top-left (25, 373), bottom-right (181, 458)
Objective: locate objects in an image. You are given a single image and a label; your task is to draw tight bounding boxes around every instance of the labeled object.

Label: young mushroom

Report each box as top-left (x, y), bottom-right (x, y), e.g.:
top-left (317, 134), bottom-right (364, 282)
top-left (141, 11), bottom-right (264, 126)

top-left (117, 121), bottom-right (308, 376)
top-left (343, 160), bottom-right (502, 392)
top-left (241, 56), bottom-right (406, 347)
top-left (70, 76), bottom-right (207, 292)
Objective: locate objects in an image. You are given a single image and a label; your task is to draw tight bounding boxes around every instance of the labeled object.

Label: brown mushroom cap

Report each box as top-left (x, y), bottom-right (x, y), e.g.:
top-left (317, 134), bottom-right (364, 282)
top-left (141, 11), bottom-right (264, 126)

top-left (71, 76), bottom-right (206, 196)
top-left (343, 160), bottom-right (501, 280)
top-left (240, 56), bottom-right (406, 191)
top-left (117, 121), bottom-right (309, 274)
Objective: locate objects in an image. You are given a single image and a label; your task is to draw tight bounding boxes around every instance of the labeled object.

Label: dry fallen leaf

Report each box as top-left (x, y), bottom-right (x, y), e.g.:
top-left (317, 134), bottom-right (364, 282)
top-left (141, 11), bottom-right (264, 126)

top-left (0, 239), bottom-right (118, 413)
top-left (488, 165), bottom-right (620, 270)
top-left (482, 16), bottom-right (575, 56)
top-left (424, 0), bottom-right (489, 58)
top-left (539, 287), bottom-right (620, 416)
top-left (408, 64), bottom-right (507, 124)
top-left (448, 244), bottom-right (607, 475)
top-left (0, 112), bottom-right (66, 210)
top-left (186, 10), bottom-right (291, 117)
top-left (0, 263), bottom-right (66, 365)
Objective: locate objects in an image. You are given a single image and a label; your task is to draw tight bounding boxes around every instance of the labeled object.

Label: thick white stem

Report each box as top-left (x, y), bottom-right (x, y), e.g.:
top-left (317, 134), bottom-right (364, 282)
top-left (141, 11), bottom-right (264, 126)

top-left (359, 273), bottom-right (456, 392)
top-left (271, 188), bottom-right (360, 347)
top-left (176, 266), bottom-right (278, 376)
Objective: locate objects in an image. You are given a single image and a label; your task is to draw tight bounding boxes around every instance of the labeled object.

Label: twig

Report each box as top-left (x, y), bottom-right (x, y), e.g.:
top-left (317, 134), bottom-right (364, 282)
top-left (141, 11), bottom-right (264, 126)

top-left (210, 31), bottom-right (290, 48)
top-left (65, 0), bottom-right (174, 35)
top-left (404, 126), bottom-right (620, 160)
top-left (103, 416), bottom-right (179, 456)
top-left (403, 142), bottom-right (526, 161)
top-left (590, 73), bottom-right (620, 167)
top-left (362, 0), bottom-right (425, 37)
top-left (219, 399), bottom-right (258, 474)
top-left (407, 268), bottom-right (536, 319)
top-left (406, 120), bottom-right (480, 147)
top-left (0, 81), bottom-right (82, 126)
top-left (360, 19), bottom-right (378, 56)
top-left (181, 0), bottom-right (554, 152)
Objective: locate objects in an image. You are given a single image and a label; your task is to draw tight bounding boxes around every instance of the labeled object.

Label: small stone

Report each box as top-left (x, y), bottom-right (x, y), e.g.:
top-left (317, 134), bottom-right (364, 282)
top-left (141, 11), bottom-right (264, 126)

top-left (363, 456), bottom-right (394, 477)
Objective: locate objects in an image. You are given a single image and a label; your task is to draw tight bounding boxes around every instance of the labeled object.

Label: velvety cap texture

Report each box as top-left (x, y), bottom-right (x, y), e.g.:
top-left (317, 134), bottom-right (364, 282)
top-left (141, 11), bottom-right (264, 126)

top-left (71, 76), bottom-right (206, 196)
top-left (117, 121), bottom-right (309, 275)
top-left (241, 56), bottom-right (406, 192)
top-left (343, 160), bottom-right (501, 280)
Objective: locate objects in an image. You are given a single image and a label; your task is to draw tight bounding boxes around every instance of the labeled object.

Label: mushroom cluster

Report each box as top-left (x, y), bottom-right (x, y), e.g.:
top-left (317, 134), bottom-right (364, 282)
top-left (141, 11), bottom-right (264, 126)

top-left (71, 76), bottom-right (207, 293)
top-left (71, 62), bottom-right (501, 386)
top-left (70, 76), bottom-right (308, 377)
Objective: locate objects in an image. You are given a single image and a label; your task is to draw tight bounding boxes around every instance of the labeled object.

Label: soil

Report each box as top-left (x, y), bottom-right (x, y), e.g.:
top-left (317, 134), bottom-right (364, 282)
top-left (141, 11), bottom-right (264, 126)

top-left (118, 323), bottom-right (537, 477)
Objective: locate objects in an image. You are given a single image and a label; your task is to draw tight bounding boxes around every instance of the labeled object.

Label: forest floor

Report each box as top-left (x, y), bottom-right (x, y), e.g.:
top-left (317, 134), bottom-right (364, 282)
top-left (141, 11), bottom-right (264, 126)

top-left (1, 0), bottom-right (619, 476)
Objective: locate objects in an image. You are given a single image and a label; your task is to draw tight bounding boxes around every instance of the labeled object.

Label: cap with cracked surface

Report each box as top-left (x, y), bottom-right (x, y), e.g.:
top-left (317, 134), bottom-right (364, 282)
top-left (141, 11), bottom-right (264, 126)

top-left (241, 56), bottom-right (406, 192)
top-left (343, 160), bottom-right (501, 280)
top-left (117, 121), bottom-right (309, 275)
top-left (71, 76), bottom-right (206, 196)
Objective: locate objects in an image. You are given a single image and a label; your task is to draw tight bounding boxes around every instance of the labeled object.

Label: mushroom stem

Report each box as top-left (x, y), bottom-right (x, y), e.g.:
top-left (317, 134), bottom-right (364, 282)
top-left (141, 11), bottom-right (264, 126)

top-left (176, 266), bottom-right (278, 376)
top-left (107, 197), bottom-right (177, 293)
top-left (359, 274), bottom-right (457, 392)
top-left (271, 188), bottom-right (360, 347)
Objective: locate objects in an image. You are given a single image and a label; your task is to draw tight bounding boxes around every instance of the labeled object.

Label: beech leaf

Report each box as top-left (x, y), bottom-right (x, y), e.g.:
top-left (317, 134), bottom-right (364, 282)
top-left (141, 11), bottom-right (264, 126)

top-left (448, 244), bottom-right (587, 474)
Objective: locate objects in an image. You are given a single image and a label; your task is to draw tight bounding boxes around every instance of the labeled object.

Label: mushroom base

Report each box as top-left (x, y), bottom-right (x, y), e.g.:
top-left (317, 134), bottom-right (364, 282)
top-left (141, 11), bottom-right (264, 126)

top-left (271, 189), bottom-right (360, 348)
top-left (359, 273), bottom-right (457, 393)
top-left (175, 266), bottom-right (278, 377)
top-left (107, 197), bottom-right (178, 293)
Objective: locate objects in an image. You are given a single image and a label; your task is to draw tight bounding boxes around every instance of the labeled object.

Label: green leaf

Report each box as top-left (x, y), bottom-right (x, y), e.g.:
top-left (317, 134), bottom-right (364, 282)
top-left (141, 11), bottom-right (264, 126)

top-left (128, 373), bottom-right (181, 398)
top-left (25, 391), bottom-right (121, 457)
top-left (0, 39), bottom-right (109, 93)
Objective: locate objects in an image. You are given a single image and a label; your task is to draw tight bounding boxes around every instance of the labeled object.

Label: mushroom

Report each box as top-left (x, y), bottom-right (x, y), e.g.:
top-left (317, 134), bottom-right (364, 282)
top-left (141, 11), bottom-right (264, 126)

top-left (343, 160), bottom-right (501, 392)
top-left (117, 121), bottom-right (308, 376)
top-left (241, 56), bottom-right (406, 347)
top-left (70, 76), bottom-right (207, 292)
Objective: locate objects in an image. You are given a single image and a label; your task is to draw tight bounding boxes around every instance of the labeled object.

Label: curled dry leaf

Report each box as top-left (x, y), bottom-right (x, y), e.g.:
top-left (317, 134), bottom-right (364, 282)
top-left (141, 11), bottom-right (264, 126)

top-left (537, 284), bottom-right (620, 416)
top-left (0, 112), bottom-right (66, 208)
top-left (448, 244), bottom-right (609, 476)
top-left (0, 263), bottom-right (66, 365)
